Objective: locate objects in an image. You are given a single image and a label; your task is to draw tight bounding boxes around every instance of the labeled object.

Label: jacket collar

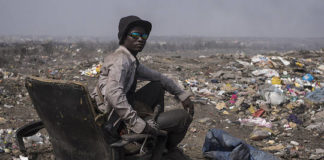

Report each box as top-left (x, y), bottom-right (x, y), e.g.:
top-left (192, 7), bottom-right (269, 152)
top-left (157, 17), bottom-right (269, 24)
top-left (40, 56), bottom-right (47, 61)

top-left (117, 45), bottom-right (136, 62)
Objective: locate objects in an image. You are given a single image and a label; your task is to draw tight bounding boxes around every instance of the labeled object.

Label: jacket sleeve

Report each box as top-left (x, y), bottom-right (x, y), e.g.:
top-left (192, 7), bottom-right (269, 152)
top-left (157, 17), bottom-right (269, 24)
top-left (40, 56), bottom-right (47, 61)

top-left (137, 64), bottom-right (191, 101)
top-left (104, 56), bottom-right (146, 133)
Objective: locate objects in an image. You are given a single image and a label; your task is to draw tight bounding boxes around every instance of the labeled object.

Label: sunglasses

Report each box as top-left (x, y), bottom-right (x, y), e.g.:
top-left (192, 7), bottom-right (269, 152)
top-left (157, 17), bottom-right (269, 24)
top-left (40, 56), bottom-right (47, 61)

top-left (128, 32), bottom-right (149, 40)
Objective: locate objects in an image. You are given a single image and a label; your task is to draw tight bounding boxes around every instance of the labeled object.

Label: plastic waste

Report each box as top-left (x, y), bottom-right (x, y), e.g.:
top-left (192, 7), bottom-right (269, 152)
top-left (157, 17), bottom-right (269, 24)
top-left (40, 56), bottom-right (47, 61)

top-left (290, 141), bottom-right (299, 146)
top-left (218, 90), bottom-right (225, 95)
top-left (295, 61), bottom-right (304, 67)
top-left (96, 64), bottom-right (101, 73)
top-left (283, 71), bottom-right (288, 75)
top-left (185, 79), bottom-right (199, 86)
top-left (250, 127), bottom-right (272, 141)
top-left (3, 104), bottom-right (14, 108)
top-left (210, 79), bottom-right (219, 83)
top-left (271, 56), bottom-right (290, 66)
top-left (265, 92), bottom-right (285, 105)
top-left (305, 88), bottom-right (324, 103)
top-left (278, 57), bottom-right (290, 66)
top-left (80, 63), bottom-right (102, 77)
top-left (0, 129), bottom-right (14, 153)
top-left (203, 129), bottom-right (278, 160)
top-left (197, 88), bottom-right (213, 96)
top-left (50, 70), bottom-right (59, 76)
top-left (252, 69), bottom-right (279, 77)
top-left (250, 78), bottom-right (256, 83)
top-left (248, 105), bottom-right (256, 114)
top-left (229, 94), bottom-right (238, 104)
top-left (271, 77), bottom-right (281, 85)
top-left (312, 69), bottom-right (323, 75)
top-left (287, 114), bottom-right (302, 124)
top-left (251, 55), bottom-right (269, 63)
top-left (302, 73), bottom-right (314, 82)
top-left (221, 83), bottom-right (236, 92)
top-left (139, 55), bottom-right (153, 62)
top-left (253, 109), bottom-right (265, 117)
top-left (236, 60), bottom-right (252, 67)
top-left (295, 78), bottom-right (304, 88)
top-left (239, 117), bottom-right (272, 128)
top-left (262, 86), bottom-right (285, 105)
top-left (19, 155), bottom-right (29, 160)
top-left (25, 133), bottom-right (44, 144)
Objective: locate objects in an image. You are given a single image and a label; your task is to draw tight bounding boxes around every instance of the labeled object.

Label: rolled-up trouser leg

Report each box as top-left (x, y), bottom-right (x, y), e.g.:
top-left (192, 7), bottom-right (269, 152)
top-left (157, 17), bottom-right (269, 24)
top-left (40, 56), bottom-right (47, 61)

top-left (156, 109), bottom-right (192, 149)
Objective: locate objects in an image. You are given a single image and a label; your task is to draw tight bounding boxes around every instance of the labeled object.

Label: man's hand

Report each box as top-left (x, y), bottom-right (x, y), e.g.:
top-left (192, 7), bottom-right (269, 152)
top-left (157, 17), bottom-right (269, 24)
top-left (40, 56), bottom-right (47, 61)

top-left (142, 119), bottom-right (166, 136)
top-left (182, 97), bottom-right (194, 117)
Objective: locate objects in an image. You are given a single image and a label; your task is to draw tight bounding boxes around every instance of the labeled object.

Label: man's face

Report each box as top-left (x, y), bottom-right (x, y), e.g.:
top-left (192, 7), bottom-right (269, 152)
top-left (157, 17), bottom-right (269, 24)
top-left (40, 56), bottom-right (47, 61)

top-left (122, 26), bottom-right (148, 53)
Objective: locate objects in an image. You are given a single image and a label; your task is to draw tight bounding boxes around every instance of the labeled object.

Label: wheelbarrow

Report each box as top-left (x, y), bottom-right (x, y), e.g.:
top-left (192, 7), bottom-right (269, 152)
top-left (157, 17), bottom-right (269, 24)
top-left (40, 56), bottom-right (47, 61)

top-left (16, 76), bottom-right (167, 160)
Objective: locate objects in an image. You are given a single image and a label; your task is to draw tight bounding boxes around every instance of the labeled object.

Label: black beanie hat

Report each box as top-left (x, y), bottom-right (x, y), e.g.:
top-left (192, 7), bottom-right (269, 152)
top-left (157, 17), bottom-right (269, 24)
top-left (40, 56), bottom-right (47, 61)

top-left (118, 15), bottom-right (152, 44)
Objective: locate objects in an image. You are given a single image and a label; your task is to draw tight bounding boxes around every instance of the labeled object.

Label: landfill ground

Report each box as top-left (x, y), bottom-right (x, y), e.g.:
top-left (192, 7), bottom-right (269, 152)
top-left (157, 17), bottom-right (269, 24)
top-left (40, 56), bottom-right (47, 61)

top-left (0, 43), bottom-right (324, 160)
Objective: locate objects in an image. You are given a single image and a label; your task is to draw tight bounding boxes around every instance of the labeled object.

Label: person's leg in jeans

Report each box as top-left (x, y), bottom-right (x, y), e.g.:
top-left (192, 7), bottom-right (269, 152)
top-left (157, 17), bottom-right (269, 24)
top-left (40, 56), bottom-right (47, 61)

top-left (134, 81), bottom-right (192, 150)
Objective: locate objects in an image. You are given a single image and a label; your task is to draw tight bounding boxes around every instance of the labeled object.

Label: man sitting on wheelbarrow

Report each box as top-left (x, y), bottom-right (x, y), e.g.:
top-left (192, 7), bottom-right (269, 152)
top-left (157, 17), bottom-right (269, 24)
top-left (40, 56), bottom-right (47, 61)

top-left (92, 15), bottom-right (194, 158)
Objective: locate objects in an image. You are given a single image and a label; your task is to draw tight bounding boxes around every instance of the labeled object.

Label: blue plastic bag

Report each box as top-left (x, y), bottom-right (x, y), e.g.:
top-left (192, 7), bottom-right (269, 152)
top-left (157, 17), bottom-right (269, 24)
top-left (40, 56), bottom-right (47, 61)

top-left (202, 129), bottom-right (278, 160)
top-left (302, 73), bottom-right (314, 82)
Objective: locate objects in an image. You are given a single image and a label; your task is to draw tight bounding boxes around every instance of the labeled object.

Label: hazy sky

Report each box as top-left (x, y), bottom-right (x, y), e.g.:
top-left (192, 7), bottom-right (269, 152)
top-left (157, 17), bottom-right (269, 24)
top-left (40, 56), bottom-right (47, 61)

top-left (1, 0), bottom-right (324, 38)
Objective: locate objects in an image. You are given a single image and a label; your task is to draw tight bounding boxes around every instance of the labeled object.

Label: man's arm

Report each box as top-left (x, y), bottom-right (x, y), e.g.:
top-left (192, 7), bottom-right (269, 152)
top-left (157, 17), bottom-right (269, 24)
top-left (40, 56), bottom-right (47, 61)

top-left (104, 57), bottom-right (146, 133)
top-left (137, 64), bottom-right (194, 116)
top-left (137, 64), bottom-right (194, 113)
top-left (137, 63), bottom-right (191, 101)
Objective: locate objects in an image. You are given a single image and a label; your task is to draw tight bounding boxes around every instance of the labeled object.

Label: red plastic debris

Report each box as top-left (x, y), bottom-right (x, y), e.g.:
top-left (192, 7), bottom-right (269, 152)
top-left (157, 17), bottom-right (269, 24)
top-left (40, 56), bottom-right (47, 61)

top-left (253, 109), bottom-right (265, 117)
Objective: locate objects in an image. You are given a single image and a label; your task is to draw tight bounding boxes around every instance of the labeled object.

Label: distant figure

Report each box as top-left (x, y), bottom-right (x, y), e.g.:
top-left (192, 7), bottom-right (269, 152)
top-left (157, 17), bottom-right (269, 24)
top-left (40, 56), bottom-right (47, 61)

top-left (91, 15), bottom-right (194, 158)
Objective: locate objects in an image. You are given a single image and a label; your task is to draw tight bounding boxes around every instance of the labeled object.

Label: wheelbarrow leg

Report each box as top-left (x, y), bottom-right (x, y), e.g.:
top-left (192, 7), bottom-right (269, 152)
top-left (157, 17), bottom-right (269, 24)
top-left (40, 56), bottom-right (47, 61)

top-left (15, 120), bottom-right (44, 154)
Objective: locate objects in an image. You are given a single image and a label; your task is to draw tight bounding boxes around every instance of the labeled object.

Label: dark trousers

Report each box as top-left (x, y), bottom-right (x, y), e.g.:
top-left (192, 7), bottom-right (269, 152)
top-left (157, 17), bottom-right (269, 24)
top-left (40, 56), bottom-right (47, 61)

top-left (132, 82), bottom-right (192, 149)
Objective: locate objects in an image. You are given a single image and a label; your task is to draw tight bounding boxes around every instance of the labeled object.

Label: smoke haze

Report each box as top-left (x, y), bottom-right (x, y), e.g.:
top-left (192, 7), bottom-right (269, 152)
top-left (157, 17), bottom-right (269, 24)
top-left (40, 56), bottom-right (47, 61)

top-left (1, 0), bottom-right (323, 38)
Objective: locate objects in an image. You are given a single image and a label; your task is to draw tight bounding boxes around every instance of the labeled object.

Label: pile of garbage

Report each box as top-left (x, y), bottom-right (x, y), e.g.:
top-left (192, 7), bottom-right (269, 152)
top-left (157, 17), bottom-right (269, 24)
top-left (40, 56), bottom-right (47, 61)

top-left (0, 129), bottom-right (17, 154)
top-left (80, 63), bottom-right (102, 77)
top-left (1, 41), bottom-right (324, 159)
top-left (181, 53), bottom-right (324, 159)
